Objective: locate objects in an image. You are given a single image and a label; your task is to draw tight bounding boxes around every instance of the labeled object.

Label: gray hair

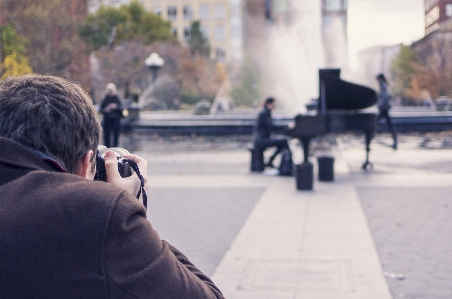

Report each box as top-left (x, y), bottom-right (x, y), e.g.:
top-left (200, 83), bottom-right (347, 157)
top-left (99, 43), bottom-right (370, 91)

top-left (105, 82), bottom-right (117, 94)
top-left (0, 74), bottom-right (102, 174)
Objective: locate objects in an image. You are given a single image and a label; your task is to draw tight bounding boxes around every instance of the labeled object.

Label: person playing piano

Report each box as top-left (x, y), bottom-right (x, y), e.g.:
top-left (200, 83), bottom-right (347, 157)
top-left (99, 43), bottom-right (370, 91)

top-left (253, 97), bottom-right (291, 168)
top-left (376, 73), bottom-right (397, 150)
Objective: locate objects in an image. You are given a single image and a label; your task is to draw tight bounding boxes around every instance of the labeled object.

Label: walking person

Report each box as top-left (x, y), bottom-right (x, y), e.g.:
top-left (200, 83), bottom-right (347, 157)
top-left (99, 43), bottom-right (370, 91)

top-left (376, 73), bottom-right (397, 150)
top-left (253, 97), bottom-right (291, 168)
top-left (100, 83), bottom-right (123, 147)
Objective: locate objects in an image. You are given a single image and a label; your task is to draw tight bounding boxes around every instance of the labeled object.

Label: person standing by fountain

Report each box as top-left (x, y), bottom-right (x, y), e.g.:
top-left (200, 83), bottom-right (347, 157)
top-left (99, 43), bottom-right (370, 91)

top-left (100, 83), bottom-right (123, 148)
top-left (253, 97), bottom-right (291, 169)
top-left (376, 73), bottom-right (397, 150)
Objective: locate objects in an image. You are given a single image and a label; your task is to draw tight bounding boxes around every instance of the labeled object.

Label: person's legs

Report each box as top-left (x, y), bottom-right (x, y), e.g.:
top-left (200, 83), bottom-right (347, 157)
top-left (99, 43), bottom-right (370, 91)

top-left (377, 110), bottom-right (384, 133)
top-left (379, 110), bottom-right (397, 149)
top-left (268, 140), bottom-right (288, 167)
top-left (102, 118), bottom-right (112, 148)
top-left (258, 139), bottom-right (289, 167)
top-left (386, 114), bottom-right (397, 149)
top-left (112, 118), bottom-right (121, 147)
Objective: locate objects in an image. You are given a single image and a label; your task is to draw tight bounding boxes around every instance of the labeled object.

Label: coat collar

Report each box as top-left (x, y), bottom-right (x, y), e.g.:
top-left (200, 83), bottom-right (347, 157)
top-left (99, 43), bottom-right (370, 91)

top-left (0, 137), bottom-right (66, 173)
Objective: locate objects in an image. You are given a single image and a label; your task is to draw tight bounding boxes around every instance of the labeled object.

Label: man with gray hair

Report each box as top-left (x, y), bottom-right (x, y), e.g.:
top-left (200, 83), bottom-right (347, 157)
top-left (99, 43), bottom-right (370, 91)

top-left (0, 74), bottom-right (224, 299)
top-left (100, 82), bottom-right (123, 148)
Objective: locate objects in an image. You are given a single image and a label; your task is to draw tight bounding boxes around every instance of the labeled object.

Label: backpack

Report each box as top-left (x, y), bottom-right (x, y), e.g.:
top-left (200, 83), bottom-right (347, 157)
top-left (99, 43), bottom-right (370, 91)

top-left (279, 148), bottom-right (294, 176)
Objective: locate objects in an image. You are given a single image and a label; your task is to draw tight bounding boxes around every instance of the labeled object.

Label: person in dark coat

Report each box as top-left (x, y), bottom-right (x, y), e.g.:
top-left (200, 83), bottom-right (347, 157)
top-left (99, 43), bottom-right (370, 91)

top-left (100, 83), bottom-right (123, 148)
top-left (376, 73), bottom-right (397, 150)
top-left (0, 75), bottom-right (225, 299)
top-left (253, 97), bottom-right (290, 168)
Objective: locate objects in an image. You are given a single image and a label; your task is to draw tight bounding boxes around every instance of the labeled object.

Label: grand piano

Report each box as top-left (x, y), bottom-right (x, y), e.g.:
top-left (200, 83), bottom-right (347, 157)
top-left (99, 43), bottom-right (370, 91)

top-left (286, 68), bottom-right (378, 171)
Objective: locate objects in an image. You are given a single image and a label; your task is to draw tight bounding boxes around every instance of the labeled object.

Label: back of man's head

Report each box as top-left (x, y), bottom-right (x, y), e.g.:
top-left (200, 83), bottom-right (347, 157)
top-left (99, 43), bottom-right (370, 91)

top-left (264, 97), bottom-right (275, 106)
top-left (376, 73), bottom-right (387, 83)
top-left (0, 74), bottom-right (101, 174)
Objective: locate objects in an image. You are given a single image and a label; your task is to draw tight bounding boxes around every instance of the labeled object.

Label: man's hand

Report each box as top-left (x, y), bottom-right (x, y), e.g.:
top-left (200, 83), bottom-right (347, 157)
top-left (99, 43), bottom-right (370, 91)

top-left (104, 103), bottom-right (117, 113)
top-left (104, 150), bottom-right (148, 201)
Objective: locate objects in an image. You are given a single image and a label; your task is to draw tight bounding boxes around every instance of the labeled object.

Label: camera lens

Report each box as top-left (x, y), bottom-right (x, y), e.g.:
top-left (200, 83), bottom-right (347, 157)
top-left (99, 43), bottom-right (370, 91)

top-left (94, 146), bottom-right (131, 181)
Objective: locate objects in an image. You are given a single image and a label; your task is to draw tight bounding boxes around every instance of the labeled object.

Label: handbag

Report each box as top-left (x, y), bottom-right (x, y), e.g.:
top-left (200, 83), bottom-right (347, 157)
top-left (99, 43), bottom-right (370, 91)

top-left (378, 95), bottom-right (391, 110)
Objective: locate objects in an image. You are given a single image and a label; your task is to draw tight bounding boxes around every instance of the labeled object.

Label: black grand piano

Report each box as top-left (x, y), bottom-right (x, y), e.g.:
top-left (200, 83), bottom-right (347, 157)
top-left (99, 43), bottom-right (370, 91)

top-left (286, 68), bottom-right (378, 172)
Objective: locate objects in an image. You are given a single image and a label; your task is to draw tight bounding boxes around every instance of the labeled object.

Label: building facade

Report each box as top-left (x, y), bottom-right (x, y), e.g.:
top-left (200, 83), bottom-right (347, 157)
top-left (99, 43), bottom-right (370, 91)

top-left (142, 0), bottom-right (243, 63)
top-left (425, 0), bottom-right (452, 35)
top-left (357, 44), bottom-right (401, 88)
top-left (88, 0), bottom-right (134, 13)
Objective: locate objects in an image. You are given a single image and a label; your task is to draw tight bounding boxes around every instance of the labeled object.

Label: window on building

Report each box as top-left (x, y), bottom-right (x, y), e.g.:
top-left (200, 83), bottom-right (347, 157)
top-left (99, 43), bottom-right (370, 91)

top-left (199, 4), bottom-right (210, 20)
top-left (214, 4), bottom-right (226, 19)
top-left (172, 28), bottom-right (178, 38)
top-left (168, 6), bottom-right (177, 20)
top-left (446, 4), bottom-right (452, 17)
top-left (215, 25), bottom-right (226, 41)
top-left (425, 0), bottom-right (438, 12)
top-left (201, 26), bottom-right (210, 39)
top-left (184, 27), bottom-right (191, 41)
top-left (426, 6), bottom-right (440, 27)
top-left (184, 5), bottom-right (193, 21)
top-left (216, 47), bottom-right (226, 62)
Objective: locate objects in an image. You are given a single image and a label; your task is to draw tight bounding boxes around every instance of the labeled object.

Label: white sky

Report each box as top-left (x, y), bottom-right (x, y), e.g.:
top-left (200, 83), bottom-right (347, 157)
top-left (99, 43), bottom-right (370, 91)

top-left (347, 0), bottom-right (425, 70)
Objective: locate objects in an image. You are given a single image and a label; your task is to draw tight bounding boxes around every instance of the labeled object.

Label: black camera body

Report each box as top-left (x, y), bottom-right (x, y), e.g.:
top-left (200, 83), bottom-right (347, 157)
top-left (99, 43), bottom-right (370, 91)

top-left (94, 146), bottom-right (131, 182)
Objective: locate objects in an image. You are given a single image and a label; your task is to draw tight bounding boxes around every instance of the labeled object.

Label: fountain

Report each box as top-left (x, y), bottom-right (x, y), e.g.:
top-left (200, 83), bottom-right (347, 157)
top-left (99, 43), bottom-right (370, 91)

top-left (244, 0), bottom-right (349, 114)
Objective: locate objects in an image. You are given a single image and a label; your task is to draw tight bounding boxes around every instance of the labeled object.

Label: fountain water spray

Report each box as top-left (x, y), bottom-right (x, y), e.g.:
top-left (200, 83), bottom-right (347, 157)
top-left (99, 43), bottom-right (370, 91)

top-left (245, 0), bottom-right (349, 114)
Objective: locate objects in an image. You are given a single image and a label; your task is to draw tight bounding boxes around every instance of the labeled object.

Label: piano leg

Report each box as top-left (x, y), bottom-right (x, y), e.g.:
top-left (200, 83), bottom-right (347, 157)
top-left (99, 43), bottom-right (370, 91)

top-left (362, 131), bottom-right (374, 170)
top-left (300, 137), bottom-right (311, 163)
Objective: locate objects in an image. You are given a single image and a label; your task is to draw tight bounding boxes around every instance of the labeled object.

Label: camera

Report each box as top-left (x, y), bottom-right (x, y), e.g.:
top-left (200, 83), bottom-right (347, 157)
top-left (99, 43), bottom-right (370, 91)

top-left (93, 145), bottom-right (147, 208)
top-left (94, 146), bottom-right (132, 181)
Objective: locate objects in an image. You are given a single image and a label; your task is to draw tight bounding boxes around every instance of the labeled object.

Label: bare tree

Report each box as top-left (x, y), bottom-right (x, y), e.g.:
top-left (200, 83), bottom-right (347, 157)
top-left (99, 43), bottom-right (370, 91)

top-left (2, 0), bottom-right (91, 87)
top-left (93, 40), bottom-right (222, 107)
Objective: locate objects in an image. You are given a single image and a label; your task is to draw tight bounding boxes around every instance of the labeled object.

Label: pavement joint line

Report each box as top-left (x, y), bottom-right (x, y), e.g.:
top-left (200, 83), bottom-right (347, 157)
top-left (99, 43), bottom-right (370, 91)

top-left (210, 147), bottom-right (393, 299)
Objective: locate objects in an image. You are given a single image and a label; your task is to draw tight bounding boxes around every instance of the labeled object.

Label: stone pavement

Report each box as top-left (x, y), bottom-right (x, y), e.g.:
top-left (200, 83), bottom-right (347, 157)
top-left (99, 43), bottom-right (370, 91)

top-left (130, 132), bottom-right (452, 299)
top-left (338, 134), bottom-right (452, 299)
top-left (208, 147), bottom-right (392, 299)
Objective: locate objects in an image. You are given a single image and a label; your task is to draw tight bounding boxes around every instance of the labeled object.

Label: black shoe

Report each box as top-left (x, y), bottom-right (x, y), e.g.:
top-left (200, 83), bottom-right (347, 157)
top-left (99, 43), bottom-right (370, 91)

top-left (265, 162), bottom-right (275, 168)
top-left (392, 142), bottom-right (398, 150)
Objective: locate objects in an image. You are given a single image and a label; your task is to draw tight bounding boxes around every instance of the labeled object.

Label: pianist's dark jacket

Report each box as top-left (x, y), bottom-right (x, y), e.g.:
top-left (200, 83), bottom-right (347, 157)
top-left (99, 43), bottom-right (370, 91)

top-left (0, 137), bottom-right (224, 299)
top-left (254, 106), bottom-right (280, 141)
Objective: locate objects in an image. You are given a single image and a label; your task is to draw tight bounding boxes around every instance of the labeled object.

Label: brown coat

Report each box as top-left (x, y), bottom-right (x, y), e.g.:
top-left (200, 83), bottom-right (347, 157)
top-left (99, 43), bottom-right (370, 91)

top-left (0, 138), bottom-right (224, 299)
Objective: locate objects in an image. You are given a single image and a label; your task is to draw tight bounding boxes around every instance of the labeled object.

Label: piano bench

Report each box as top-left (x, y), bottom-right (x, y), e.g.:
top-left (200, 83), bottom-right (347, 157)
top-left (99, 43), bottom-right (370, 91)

top-left (248, 146), bottom-right (265, 172)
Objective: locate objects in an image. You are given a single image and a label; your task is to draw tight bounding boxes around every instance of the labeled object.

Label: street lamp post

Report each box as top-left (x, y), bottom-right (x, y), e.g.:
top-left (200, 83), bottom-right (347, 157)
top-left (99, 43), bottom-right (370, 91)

top-left (145, 53), bottom-right (164, 83)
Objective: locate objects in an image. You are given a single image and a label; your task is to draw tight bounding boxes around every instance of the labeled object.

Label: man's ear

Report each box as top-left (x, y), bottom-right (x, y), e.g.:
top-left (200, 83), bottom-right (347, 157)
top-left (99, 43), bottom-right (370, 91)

top-left (76, 150), bottom-right (94, 179)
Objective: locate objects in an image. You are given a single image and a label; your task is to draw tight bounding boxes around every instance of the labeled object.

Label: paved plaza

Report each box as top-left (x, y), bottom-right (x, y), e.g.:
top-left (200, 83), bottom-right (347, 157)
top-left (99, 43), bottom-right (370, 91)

top-left (122, 132), bottom-right (452, 299)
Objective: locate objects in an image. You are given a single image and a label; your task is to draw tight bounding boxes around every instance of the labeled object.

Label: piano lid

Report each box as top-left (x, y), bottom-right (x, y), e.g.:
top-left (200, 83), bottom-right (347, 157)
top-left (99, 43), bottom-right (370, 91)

top-left (318, 68), bottom-right (377, 111)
